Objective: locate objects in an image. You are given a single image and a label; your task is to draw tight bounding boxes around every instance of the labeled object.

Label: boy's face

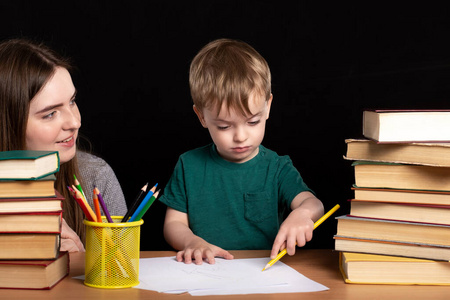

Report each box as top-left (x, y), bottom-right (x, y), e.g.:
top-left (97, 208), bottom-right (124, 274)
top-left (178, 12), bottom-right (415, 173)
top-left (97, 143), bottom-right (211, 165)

top-left (194, 92), bottom-right (272, 163)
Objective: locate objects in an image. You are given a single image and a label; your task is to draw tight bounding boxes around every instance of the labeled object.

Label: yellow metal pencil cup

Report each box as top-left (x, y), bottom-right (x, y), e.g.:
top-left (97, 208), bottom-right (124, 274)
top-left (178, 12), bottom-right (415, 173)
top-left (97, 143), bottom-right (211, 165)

top-left (83, 216), bottom-right (143, 289)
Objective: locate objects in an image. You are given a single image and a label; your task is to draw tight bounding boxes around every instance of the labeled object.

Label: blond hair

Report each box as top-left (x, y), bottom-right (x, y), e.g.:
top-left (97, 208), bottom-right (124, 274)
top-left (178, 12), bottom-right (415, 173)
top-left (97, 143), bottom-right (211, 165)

top-left (189, 38), bottom-right (271, 116)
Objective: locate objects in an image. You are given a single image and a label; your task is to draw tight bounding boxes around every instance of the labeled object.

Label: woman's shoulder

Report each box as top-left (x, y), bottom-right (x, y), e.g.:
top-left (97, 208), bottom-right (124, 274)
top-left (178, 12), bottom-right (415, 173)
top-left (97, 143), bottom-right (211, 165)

top-left (77, 151), bottom-right (110, 170)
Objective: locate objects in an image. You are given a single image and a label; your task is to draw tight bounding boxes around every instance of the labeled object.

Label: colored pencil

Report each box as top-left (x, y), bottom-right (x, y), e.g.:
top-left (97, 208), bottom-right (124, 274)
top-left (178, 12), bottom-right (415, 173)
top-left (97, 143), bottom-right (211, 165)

top-left (121, 182), bottom-right (148, 222)
top-left (72, 184), bottom-right (98, 222)
top-left (73, 174), bottom-right (87, 200)
top-left (127, 183), bottom-right (158, 222)
top-left (262, 204), bottom-right (340, 271)
top-left (93, 190), bottom-right (102, 223)
top-left (130, 190), bottom-right (160, 222)
top-left (67, 186), bottom-right (97, 222)
top-left (94, 187), bottom-right (113, 223)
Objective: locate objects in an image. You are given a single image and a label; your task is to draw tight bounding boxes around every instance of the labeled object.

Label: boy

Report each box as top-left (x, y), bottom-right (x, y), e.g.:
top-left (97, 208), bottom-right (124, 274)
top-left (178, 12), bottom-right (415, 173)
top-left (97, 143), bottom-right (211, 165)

top-left (159, 38), bottom-right (324, 264)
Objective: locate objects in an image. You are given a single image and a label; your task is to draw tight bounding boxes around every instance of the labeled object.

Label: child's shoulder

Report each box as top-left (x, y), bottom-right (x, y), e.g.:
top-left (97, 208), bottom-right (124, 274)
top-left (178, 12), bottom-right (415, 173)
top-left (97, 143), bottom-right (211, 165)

top-left (259, 145), bottom-right (291, 161)
top-left (179, 144), bottom-right (213, 160)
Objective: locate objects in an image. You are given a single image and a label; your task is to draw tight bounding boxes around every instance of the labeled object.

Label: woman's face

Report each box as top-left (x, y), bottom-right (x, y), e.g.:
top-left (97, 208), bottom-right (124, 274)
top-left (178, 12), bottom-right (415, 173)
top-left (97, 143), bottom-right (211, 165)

top-left (26, 67), bottom-right (81, 164)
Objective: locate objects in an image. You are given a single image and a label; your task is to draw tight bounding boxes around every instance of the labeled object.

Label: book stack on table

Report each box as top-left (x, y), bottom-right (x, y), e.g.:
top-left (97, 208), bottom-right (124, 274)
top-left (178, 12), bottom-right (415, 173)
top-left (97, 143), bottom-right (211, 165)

top-left (0, 150), bottom-right (69, 290)
top-left (335, 110), bottom-right (450, 285)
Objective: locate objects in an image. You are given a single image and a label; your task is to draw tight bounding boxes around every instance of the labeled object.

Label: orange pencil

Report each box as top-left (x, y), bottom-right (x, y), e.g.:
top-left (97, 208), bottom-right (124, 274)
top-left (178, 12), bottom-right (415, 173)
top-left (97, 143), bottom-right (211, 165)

top-left (71, 185), bottom-right (97, 222)
top-left (93, 191), bottom-right (102, 223)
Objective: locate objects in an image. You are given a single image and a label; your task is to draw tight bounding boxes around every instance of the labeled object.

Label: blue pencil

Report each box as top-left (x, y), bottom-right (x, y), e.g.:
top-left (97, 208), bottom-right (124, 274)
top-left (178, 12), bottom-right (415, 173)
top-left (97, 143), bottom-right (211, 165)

top-left (128, 183), bottom-right (158, 222)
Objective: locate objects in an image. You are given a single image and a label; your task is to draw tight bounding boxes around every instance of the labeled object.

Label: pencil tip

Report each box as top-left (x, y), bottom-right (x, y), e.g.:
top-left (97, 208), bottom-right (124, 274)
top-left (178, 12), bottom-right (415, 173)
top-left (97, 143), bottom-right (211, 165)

top-left (262, 263), bottom-right (270, 271)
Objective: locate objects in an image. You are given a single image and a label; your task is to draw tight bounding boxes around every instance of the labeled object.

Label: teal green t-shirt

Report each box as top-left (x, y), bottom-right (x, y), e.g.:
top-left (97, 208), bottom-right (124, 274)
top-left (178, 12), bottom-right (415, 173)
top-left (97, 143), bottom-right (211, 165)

top-left (158, 144), bottom-right (313, 250)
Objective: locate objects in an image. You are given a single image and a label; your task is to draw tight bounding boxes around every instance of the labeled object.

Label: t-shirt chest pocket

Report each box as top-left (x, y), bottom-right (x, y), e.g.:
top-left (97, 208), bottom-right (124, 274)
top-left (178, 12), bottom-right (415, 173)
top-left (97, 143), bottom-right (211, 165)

top-left (244, 191), bottom-right (275, 223)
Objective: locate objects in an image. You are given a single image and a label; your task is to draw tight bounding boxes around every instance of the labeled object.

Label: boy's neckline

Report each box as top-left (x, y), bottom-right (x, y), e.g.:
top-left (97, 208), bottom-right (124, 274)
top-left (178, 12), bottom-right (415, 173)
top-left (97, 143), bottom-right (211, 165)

top-left (209, 144), bottom-right (265, 169)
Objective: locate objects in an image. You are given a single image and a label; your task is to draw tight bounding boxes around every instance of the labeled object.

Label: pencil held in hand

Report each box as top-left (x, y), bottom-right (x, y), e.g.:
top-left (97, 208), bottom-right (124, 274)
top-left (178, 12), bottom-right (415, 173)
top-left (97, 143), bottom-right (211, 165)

top-left (262, 204), bottom-right (340, 271)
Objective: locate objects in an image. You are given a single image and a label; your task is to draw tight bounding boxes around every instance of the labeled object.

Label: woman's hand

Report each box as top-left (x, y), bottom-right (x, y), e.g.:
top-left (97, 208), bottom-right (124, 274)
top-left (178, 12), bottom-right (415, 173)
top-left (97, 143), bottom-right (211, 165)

top-left (60, 218), bottom-right (85, 252)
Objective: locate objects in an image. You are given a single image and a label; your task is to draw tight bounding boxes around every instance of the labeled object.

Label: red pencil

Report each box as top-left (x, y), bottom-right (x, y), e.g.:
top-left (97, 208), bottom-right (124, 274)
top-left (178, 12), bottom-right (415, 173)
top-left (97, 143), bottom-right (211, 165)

top-left (68, 186), bottom-right (97, 222)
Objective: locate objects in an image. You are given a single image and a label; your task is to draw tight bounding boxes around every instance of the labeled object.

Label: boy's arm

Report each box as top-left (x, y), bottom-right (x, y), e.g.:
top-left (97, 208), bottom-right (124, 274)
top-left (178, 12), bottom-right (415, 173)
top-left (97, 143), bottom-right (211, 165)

top-left (163, 207), bottom-right (234, 264)
top-left (270, 191), bottom-right (324, 259)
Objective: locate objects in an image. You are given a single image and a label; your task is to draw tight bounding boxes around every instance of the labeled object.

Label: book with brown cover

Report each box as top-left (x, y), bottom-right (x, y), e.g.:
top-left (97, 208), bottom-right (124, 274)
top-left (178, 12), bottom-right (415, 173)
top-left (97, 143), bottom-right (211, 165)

top-left (352, 186), bottom-right (450, 206)
top-left (335, 215), bottom-right (450, 247)
top-left (334, 236), bottom-right (450, 261)
top-left (339, 251), bottom-right (450, 285)
top-left (0, 175), bottom-right (56, 198)
top-left (344, 138), bottom-right (450, 167)
top-left (348, 199), bottom-right (450, 225)
top-left (352, 161), bottom-right (450, 191)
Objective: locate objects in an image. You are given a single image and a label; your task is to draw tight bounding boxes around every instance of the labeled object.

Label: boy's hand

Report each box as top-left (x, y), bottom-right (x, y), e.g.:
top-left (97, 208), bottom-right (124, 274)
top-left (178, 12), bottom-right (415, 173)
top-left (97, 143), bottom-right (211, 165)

top-left (270, 208), bottom-right (314, 259)
top-left (176, 237), bottom-right (234, 264)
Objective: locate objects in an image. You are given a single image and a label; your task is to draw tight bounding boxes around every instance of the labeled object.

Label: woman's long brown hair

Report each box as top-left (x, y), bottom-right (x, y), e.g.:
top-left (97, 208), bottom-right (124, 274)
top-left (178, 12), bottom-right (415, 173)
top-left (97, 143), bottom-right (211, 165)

top-left (0, 38), bottom-right (86, 243)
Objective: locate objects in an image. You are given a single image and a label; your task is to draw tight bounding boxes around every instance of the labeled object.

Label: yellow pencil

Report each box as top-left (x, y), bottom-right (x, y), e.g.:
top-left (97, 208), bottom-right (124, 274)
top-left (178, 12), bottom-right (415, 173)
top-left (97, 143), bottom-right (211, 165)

top-left (262, 204), bottom-right (340, 271)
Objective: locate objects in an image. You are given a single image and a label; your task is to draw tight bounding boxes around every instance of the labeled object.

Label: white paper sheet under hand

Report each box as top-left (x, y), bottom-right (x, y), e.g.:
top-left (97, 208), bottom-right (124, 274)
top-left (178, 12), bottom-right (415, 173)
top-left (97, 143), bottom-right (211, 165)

top-left (135, 256), bottom-right (328, 296)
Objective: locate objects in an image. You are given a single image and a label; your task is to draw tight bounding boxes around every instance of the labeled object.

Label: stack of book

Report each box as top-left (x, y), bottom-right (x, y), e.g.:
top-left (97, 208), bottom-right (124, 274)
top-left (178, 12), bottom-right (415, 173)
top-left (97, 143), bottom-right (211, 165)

top-left (0, 150), bottom-right (69, 289)
top-left (335, 109), bottom-right (450, 285)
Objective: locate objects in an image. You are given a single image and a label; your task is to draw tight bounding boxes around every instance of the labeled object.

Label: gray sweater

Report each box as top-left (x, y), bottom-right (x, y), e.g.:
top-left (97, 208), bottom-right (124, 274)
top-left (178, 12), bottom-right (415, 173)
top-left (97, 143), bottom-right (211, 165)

top-left (77, 151), bottom-right (127, 217)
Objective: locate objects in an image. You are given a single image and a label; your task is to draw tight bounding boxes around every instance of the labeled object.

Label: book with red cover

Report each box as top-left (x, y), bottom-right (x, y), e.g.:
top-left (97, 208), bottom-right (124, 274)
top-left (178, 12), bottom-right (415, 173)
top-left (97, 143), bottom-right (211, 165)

top-left (0, 251), bottom-right (69, 289)
top-left (0, 190), bottom-right (63, 213)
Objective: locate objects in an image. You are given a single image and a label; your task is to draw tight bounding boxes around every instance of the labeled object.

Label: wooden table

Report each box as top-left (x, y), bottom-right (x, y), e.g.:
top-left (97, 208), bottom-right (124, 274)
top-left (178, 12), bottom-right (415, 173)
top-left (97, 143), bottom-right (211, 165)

top-left (1, 249), bottom-right (449, 299)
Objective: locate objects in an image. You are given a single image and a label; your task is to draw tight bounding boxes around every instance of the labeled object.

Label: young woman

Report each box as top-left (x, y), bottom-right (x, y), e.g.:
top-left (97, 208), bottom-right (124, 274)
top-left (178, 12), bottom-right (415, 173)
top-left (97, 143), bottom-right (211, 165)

top-left (0, 38), bottom-right (127, 251)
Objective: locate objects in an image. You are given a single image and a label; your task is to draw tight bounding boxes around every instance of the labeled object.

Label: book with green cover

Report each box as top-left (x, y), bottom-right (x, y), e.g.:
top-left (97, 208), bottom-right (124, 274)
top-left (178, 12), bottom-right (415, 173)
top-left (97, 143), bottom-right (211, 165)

top-left (0, 150), bottom-right (59, 180)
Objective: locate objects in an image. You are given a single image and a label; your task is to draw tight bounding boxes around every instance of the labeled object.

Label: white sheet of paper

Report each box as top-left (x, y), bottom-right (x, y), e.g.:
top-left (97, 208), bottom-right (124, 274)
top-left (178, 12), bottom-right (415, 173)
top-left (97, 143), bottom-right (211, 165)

top-left (135, 256), bottom-right (328, 295)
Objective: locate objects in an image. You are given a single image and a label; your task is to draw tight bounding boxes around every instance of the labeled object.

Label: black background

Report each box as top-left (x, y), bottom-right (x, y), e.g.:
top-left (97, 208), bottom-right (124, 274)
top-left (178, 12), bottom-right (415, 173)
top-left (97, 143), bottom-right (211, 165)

top-left (2, 1), bottom-right (450, 251)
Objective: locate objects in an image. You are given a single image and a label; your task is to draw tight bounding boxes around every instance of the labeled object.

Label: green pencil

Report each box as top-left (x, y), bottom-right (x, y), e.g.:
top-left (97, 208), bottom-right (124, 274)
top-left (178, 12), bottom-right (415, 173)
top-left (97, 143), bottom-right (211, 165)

top-left (73, 174), bottom-right (87, 201)
top-left (133, 190), bottom-right (160, 221)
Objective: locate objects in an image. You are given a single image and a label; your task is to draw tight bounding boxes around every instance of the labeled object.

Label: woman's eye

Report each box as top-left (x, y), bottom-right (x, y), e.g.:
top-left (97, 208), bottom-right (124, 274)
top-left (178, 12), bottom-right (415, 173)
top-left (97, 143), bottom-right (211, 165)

top-left (217, 126), bottom-right (230, 130)
top-left (43, 111), bottom-right (56, 119)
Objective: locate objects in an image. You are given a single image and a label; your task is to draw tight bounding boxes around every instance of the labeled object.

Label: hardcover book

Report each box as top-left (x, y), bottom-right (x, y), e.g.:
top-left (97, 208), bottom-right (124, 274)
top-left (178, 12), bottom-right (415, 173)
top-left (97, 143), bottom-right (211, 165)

top-left (0, 212), bottom-right (62, 233)
top-left (0, 252), bottom-right (69, 289)
top-left (352, 187), bottom-right (450, 206)
top-left (0, 150), bottom-right (59, 180)
top-left (0, 175), bottom-right (56, 198)
top-left (344, 138), bottom-right (450, 167)
top-left (0, 233), bottom-right (60, 260)
top-left (335, 236), bottom-right (450, 261)
top-left (348, 200), bottom-right (450, 225)
top-left (0, 190), bottom-right (63, 213)
top-left (335, 215), bottom-right (450, 247)
top-left (363, 109), bottom-right (450, 143)
top-left (339, 251), bottom-right (450, 285)
top-left (353, 161), bottom-right (450, 191)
